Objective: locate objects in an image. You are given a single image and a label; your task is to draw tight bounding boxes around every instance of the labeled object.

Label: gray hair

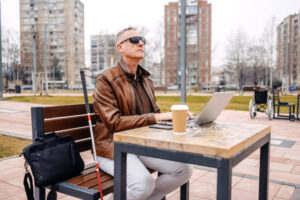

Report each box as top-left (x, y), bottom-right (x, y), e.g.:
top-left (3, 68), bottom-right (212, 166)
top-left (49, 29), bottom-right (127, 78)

top-left (115, 27), bottom-right (137, 45)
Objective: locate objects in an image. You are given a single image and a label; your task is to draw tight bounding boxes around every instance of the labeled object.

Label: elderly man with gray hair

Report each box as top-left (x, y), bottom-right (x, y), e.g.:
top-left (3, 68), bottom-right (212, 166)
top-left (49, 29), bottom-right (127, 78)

top-left (92, 27), bottom-right (193, 200)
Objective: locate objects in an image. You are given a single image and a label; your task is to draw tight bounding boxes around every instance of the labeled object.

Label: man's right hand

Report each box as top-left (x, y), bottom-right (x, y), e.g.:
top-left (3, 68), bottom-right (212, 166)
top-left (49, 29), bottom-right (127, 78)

top-left (154, 112), bottom-right (172, 122)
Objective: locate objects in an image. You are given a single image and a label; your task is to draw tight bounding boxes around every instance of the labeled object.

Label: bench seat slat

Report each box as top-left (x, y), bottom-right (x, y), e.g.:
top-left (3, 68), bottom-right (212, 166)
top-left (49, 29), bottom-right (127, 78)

top-left (43, 104), bottom-right (94, 119)
top-left (91, 179), bottom-right (114, 195)
top-left (68, 169), bottom-right (111, 185)
top-left (79, 174), bottom-right (114, 188)
top-left (70, 168), bottom-right (108, 181)
top-left (44, 114), bottom-right (98, 132)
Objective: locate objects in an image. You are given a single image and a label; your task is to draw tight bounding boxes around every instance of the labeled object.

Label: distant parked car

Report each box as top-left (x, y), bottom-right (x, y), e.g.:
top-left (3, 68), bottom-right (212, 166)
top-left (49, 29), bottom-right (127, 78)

top-left (72, 85), bottom-right (83, 90)
top-left (167, 85), bottom-right (179, 90)
top-left (22, 85), bottom-right (33, 90)
top-left (86, 85), bottom-right (95, 90)
top-left (226, 84), bottom-right (237, 90)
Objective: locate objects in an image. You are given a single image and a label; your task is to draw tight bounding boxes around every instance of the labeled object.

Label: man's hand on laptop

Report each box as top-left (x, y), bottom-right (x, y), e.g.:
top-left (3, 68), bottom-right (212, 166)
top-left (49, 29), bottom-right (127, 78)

top-left (155, 111), bottom-right (194, 123)
top-left (155, 112), bottom-right (172, 122)
top-left (188, 111), bottom-right (194, 120)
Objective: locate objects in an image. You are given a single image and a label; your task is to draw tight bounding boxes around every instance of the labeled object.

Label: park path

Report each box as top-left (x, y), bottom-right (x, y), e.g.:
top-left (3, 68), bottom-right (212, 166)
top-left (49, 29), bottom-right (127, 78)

top-left (0, 99), bottom-right (300, 199)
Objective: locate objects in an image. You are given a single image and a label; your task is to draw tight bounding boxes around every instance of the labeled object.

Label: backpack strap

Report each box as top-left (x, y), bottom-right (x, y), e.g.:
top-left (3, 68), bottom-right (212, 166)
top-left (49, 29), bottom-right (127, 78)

top-left (23, 172), bottom-right (34, 200)
top-left (47, 185), bottom-right (57, 200)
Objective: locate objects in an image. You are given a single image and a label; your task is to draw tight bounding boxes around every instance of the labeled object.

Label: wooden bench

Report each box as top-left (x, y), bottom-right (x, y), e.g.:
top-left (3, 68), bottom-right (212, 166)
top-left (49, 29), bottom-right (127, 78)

top-left (241, 86), bottom-right (262, 95)
top-left (31, 104), bottom-right (112, 200)
top-left (154, 86), bottom-right (167, 93)
top-left (31, 104), bottom-right (174, 200)
top-left (272, 89), bottom-right (296, 121)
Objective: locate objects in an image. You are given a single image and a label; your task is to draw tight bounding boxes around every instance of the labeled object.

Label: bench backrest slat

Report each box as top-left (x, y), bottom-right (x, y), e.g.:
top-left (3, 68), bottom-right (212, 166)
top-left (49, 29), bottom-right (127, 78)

top-left (44, 114), bottom-right (98, 132)
top-left (31, 103), bottom-right (96, 152)
top-left (42, 104), bottom-right (94, 119)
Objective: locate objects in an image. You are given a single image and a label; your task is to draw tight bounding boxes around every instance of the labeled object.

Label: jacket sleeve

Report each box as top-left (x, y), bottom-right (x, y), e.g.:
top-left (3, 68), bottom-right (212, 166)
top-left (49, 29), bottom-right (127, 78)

top-left (93, 74), bottom-right (157, 133)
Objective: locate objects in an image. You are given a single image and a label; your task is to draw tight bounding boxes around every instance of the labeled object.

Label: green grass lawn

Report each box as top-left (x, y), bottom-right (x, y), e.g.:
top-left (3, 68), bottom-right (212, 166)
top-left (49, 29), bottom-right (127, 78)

top-left (3, 94), bottom-right (298, 114)
top-left (0, 135), bottom-right (31, 158)
top-left (0, 94), bottom-right (298, 158)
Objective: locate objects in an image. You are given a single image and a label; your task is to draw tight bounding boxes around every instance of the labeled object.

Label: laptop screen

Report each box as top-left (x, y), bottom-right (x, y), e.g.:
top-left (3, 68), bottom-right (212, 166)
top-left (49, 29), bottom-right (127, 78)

top-left (195, 92), bottom-right (234, 125)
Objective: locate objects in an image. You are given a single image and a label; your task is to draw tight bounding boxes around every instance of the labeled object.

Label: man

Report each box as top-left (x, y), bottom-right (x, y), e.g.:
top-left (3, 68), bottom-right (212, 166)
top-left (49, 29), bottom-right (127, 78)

top-left (93, 27), bottom-right (193, 200)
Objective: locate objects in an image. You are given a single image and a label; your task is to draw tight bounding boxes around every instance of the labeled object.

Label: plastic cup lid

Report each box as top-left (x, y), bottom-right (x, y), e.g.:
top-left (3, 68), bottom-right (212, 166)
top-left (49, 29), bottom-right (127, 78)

top-left (170, 105), bottom-right (189, 111)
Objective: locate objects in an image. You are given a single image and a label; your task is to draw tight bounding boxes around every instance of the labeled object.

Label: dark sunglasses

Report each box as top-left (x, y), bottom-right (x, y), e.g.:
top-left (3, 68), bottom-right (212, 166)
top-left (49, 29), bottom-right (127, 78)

top-left (119, 36), bottom-right (146, 45)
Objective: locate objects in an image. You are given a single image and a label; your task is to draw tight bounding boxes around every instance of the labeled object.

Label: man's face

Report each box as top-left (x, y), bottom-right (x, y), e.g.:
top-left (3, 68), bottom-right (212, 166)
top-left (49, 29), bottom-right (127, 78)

top-left (116, 30), bottom-right (145, 60)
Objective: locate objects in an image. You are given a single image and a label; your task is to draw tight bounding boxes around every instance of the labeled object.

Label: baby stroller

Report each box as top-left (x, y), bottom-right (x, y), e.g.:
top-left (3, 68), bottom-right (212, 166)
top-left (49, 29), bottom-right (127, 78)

top-left (249, 89), bottom-right (273, 120)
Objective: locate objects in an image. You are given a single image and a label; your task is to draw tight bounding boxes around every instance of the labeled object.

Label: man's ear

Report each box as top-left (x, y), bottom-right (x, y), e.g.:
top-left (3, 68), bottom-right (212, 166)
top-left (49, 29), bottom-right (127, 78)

top-left (116, 43), bottom-right (122, 53)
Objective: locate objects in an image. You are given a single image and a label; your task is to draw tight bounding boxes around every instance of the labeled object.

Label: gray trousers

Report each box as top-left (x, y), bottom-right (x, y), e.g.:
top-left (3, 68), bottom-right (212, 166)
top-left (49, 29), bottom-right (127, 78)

top-left (97, 154), bottom-right (193, 200)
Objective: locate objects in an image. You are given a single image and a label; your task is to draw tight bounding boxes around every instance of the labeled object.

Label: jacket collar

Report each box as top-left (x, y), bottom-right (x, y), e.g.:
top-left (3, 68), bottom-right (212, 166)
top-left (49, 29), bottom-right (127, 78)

top-left (118, 57), bottom-right (151, 80)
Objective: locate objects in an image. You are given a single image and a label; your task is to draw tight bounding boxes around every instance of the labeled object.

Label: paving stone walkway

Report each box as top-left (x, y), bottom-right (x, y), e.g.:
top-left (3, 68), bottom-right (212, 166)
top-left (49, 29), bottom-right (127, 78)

top-left (0, 100), bottom-right (300, 199)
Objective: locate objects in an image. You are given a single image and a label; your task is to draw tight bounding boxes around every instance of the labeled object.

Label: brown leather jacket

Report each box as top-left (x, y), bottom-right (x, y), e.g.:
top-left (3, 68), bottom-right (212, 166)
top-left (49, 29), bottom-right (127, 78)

top-left (93, 57), bottom-right (160, 159)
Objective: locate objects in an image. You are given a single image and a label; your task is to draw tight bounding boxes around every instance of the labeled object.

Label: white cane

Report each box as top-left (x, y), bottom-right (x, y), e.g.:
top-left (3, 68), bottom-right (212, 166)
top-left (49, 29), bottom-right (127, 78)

top-left (80, 69), bottom-right (103, 200)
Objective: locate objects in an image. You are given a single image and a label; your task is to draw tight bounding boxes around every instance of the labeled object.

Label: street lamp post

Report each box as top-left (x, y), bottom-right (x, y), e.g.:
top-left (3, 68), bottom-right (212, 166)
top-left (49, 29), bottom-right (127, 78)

top-left (33, 34), bottom-right (37, 96)
top-left (44, 24), bottom-right (48, 95)
top-left (180, 0), bottom-right (186, 104)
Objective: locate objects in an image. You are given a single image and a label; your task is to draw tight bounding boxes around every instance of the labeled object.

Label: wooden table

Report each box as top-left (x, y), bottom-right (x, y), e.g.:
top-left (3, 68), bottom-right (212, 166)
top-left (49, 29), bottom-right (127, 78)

top-left (113, 121), bottom-right (271, 200)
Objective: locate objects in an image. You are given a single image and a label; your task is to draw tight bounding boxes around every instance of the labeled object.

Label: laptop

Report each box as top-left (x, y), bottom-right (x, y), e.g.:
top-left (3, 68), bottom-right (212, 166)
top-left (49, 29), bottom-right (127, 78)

top-left (193, 92), bottom-right (234, 125)
top-left (151, 92), bottom-right (234, 129)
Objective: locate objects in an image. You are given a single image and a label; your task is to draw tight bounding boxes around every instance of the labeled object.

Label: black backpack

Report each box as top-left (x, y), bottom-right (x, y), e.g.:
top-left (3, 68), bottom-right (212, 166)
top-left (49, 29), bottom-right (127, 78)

top-left (22, 132), bottom-right (85, 200)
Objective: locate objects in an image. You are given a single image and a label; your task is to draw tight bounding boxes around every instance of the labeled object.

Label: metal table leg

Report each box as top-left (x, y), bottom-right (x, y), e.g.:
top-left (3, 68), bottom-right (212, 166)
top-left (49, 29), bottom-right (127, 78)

top-left (217, 159), bottom-right (232, 200)
top-left (180, 181), bottom-right (189, 200)
top-left (114, 144), bottom-right (127, 200)
top-left (259, 142), bottom-right (270, 200)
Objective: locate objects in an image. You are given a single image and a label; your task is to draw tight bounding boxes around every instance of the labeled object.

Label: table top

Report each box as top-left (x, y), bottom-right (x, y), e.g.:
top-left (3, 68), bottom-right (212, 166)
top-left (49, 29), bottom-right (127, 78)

top-left (113, 121), bottom-right (271, 158)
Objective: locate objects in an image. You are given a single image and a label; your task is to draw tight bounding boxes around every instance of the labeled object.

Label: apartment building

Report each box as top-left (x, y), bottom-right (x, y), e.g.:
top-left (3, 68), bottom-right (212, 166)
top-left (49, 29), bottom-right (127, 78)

top-left (19, 0), bottom-right (85, 89)
top-left (277, 12), bottom-right (300, 86)
top-left (164, 0), bottom-right (211, 88)
top-left (90, 34), bottom-right (119, 73)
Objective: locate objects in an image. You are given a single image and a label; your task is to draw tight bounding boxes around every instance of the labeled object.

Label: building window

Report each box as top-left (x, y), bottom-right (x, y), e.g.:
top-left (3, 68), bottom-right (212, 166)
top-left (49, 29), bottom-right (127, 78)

top-left (99, 57), bottom-right (104, 65)
top-left (48, 24), bottom-right (55, 30)
top-left (57, 3), bottom-right (64, 9)
top-left (57, 17), bottom-right (64, 23)
top-left (49, 17), bottom-right (56, 23)
top-left (23, 18), bottom-right (30, 23)
top-left (91, 40), bottom-right (97, 48)
top-left (187, 29), bottom-right (197, 45)
top-left (186, 6), bottom-right (197, 15)
top-left (23, 25), bottom-right (31, 31)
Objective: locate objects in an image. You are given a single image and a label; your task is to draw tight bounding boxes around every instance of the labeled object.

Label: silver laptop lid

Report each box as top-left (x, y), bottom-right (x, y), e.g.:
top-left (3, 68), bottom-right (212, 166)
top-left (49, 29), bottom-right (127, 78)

top-left (195, 92), bottom-right (234, 125)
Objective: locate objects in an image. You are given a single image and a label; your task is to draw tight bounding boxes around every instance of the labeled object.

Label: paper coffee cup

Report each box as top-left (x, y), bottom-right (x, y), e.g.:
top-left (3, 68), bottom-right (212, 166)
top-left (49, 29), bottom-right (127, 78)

top-left (171, 105), bottom-right (189, 135)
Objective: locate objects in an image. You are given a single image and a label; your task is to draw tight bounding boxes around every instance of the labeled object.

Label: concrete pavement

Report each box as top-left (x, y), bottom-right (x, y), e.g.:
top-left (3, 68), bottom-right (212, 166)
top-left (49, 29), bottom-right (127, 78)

top-left (0, 99), bottom-right (300, 199)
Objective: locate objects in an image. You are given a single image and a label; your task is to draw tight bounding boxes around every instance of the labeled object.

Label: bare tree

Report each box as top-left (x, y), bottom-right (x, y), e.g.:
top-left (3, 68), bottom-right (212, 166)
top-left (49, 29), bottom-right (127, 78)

top-left (136, 25), bottom-right (151, 68)
top-left (225, 27), bottom-right (249, 91)
top-left (147, 19), bottom-right (165, 86)
top-left (1, 27), bottom-right (20, 90)
top-left (261, 16), bottom-right (277, 89)
top-left (247, 43), bottom-right (267, 86)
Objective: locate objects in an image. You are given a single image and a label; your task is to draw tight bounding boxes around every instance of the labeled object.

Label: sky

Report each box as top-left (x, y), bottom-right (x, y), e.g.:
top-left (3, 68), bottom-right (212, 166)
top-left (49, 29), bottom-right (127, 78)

top-left (1, 0), bottom-right (300, 67)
